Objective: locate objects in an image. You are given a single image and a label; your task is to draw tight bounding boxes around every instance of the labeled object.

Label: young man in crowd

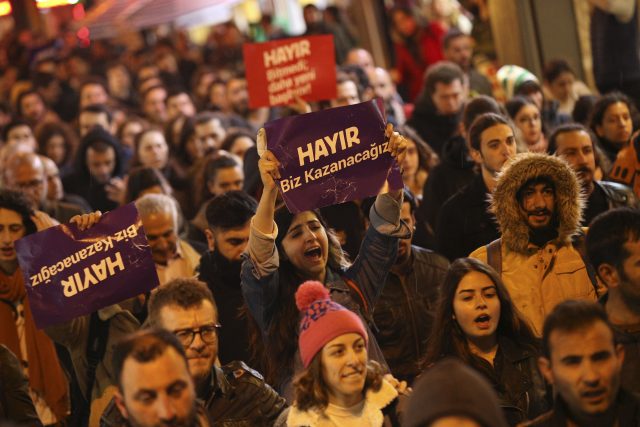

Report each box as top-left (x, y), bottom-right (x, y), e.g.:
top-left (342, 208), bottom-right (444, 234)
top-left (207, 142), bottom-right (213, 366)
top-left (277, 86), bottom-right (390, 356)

top-left (165, 88), bottom-right (196, 122)
top-left (78, 104), bottom-right (115, 137)
top-left (407, 61), bottom-right (467, 155)
top-left (108, 329), bottom-right (211, 427)
top-left (102, 278), bottom-right (287, 425)
top-left (63, 126), bottom-right (124, 212)
top-left (198, 191), bottom-right (256, 364)
top-left (526, 300), bottom-right (640, 426)
top-left (372, 189), bottom-right (449, 382)
top-left (470, 152), bottom-right (603, 335)
top-left (587, 208), bottom-right (640, 394)
top-left (436, 112), bottom-right (516, 260)
top-left (194, 111), bottom-right (228, 152)
top-left (548, 123), bottom-right (637, 225)
top-left (442, 28), bottom-right (493, 97)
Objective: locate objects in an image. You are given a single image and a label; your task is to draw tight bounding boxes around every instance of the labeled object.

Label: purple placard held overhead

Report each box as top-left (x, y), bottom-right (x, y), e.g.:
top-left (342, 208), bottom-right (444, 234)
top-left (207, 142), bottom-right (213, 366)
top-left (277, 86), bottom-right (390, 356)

top-left (15, 203), bottom-right (159, 329)
top-left (264, 99), bottom-right (403, 213)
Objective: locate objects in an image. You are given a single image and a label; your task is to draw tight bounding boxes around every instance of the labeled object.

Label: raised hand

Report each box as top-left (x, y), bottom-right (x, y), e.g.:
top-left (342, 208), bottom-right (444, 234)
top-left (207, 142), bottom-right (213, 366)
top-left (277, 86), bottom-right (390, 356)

top-left (69, 211), bottom-right (103, 231)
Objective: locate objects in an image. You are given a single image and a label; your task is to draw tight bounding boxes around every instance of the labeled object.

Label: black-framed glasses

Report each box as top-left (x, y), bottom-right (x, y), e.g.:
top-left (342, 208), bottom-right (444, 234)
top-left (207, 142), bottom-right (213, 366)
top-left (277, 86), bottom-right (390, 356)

top-left (173, 324), bottom-right (221, 347)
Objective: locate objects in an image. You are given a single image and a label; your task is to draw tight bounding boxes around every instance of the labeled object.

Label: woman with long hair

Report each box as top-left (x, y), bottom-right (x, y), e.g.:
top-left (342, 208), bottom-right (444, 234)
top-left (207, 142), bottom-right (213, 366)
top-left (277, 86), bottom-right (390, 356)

top-left (241, 125), bottom-right (409, 398)
top-left (277, 281), bottom-right (402, 426)
top-left (34, 121), bottom-right (78, 176)
top-left (422, 258), bottom-right (549, 425)
top-left (397, 125), bottom-right (438, 201)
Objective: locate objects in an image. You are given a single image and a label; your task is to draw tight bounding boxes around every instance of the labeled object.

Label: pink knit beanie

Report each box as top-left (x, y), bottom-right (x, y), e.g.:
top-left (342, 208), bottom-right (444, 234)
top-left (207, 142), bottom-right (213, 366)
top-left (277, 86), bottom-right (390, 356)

top-left (295, 280), bottom-right (368, 368)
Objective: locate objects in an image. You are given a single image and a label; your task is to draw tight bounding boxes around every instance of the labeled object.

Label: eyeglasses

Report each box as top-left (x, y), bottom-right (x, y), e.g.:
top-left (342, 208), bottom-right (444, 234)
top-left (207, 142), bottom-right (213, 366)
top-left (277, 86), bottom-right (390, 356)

top-left (173, 324), bottom-right (221, 347)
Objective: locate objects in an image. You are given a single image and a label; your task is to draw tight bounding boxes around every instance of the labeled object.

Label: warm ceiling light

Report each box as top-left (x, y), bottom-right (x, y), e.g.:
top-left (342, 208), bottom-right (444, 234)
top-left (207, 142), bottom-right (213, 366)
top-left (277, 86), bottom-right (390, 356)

top-left (36, 0), bottom-right (79, 9)
top-left (0, 1), bottom-right (12, 16)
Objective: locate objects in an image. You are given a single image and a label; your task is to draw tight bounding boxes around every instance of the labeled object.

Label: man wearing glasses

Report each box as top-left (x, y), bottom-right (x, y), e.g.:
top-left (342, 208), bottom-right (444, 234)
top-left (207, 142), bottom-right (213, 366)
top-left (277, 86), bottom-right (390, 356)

top-left (146, 278), bottom-right (286, 425)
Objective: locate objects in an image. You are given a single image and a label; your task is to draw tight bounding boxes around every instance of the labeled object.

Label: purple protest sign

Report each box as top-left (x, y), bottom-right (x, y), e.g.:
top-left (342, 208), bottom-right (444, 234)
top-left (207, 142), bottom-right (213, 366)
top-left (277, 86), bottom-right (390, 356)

top-left (14, 203), bottom-right (158, 329)
top-left (264, 99), bottom-right (403, 213)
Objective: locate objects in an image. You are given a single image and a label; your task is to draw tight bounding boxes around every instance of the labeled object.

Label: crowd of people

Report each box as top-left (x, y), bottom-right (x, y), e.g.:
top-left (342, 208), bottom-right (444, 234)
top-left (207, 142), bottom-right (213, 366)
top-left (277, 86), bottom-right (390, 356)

top-left (1, 1), bottom-right (640, 426)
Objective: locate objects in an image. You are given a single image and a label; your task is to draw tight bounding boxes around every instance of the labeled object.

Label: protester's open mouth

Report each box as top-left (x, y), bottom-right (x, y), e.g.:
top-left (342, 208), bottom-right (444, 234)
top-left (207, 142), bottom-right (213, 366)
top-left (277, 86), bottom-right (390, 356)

top-left (474, 314), bottom-right (492, 329)
top-left (303, 247), bottom-right (322, 262)
top-left (582, 388), bottom-right (606, 403)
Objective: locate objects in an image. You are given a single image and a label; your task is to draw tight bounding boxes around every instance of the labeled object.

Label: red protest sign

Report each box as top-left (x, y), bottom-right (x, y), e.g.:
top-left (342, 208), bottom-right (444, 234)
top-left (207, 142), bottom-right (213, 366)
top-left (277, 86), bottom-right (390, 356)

top-left (243, 35), bottom-right (337, 109)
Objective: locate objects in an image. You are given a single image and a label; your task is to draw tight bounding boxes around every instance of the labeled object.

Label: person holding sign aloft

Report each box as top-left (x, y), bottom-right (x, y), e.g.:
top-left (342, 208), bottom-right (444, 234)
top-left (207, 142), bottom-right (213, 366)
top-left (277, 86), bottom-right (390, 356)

top-left (240, 123), bottom-right (410, 401)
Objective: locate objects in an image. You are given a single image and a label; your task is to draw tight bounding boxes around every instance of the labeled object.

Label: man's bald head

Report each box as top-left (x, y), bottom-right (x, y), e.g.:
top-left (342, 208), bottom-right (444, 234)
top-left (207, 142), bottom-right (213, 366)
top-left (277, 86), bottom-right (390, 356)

top-left (345, 48), bottom-right (375, 74)
top-left (4, 152), bottom-right (47, 208)
top-left (368, 67), bottom-right (396, 101)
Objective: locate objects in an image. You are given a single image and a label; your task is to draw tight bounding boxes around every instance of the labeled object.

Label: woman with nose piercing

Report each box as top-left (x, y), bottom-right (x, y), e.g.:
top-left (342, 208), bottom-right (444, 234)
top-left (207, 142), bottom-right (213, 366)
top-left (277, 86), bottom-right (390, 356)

top-left (276, 281), bottom-right (404, 426)
top-left (241, 124), bottom-right (410, 400)
top-left (422, 258), bottom-right (550, 426)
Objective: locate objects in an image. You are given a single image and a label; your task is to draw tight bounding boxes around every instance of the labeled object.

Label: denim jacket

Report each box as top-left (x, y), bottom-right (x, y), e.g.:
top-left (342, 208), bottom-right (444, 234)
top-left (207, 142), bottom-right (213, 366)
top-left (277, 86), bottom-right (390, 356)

top-left (240, 194), bottom-right (409, 397)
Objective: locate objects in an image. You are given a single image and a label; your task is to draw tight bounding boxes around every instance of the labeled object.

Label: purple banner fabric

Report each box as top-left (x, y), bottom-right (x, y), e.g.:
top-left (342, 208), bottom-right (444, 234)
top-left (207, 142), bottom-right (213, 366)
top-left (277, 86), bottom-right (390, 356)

top-left (15, 203), bottom-right (159, 329)
top-left (264, 99), bottom-right (403, 213)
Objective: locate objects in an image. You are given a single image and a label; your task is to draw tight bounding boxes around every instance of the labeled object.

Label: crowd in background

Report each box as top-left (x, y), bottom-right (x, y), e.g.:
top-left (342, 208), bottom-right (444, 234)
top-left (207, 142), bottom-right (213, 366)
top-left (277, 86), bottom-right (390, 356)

top-left (1, 0), bottom-right (640, 426)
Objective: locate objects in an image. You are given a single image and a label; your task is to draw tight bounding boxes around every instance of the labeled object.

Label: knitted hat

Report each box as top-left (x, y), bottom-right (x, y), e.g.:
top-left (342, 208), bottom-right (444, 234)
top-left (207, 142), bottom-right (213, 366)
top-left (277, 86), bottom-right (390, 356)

top-left (296, 281), bottom-right (368, 368)
top-left (404, 358), bottom-right (509, 427)
top-left (497, 64), bottom-right (539, 100)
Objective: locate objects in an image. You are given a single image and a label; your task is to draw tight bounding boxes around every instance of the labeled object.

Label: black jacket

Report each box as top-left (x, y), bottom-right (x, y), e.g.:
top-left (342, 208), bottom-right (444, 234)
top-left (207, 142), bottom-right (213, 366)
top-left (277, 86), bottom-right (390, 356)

top-left (582, 180), bottom-right (638, 226)
top-left (101, 361), bottom-right (286, 427)
top-left (0, 345), bottom-right (41, 426)
top-left (372, 246), bottom-right (448, 382)
top-left (197, 251), bottom-right (251, 365)
top-left (419, 136), bottom-right (476, 231)
top-left (407, 99), bottom-right (462, 156)
top-left (435, 173), bottom-right (500, 261)
top-left (523, 389), bottom-right (640, 427)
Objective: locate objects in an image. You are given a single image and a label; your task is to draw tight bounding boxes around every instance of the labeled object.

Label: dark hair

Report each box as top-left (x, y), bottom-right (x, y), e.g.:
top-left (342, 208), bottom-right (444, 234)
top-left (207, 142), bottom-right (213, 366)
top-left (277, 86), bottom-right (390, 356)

top-left (589, 91), bottom-right (635, 130)
top-left (335, 71), bottom-right (363, 101)
top-left (572, 95), bottom-right (598, 126)
top-left (124, 166), bottom-right (172, 203)
top-left (220, 129), bottom-right (255, 157)
top-left (514, 80), bottom-right (542, 97)
top-left (34, 121), bottom-right (78, 167)
top-left (422, 258), bottom-right (538, 371)
top-left (165, 87), bottom-right (192, 105)
top-left (116, 116), bottom-right (148, 143)
top-left (403, 188), bottom-right (417, 214)
top-left (397, 124), bottom-right (438, 174)
top-left (80, 76), bottom-right (109, 95)
top-left (462, 95), bottom-right (503, 132)
top-left (194, 111), bottom-right (228, 128)
top-left (468, 113), bottom-right (511, 151)
top-left (80, 104), bottom-right (113, 124)
top-left (505, 96), bottom-right (538, 120)
top-left (2, 119), bottom-right (31, 142)
top-left (442, 27), bottom-right (467, 50)
top-left (542, 59), bottom-right (574, 83)
top-left (75, 126), bottom-right (122, 178)
top-left (148, 278), bottom-right (217, 328)
top-left (293, 358), bottom-right (383, 411)
top-left (175, 116), bottom-right (197, 165)
top-left (547, 123), bottom-right (594, 155)
top-left (586, 207), bottom-right (640, 275)
top-left (424, 61), bottom-right (464, 96)
top-left (257, 205), bottom-right (349, 389)
top-left (16, 89), bottom-right (45, 118)
top-left (199, 154), bottom-right (241, 203)
top-left (542, 300), bottom-right (615, 358)
top-left (141, 84), bottom-right (167, 102)
top-left (0, 189), bottom-right (37, 236)
top-left (112, 328), bottom-right (188, 389)
top-left (205, 190), bottom-right (257, 230)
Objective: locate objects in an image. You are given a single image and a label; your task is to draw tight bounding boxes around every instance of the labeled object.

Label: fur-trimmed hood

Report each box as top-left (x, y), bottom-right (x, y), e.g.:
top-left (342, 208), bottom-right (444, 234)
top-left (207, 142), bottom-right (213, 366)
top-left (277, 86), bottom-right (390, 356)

top-left (490, 152), bottom-right (584, 254)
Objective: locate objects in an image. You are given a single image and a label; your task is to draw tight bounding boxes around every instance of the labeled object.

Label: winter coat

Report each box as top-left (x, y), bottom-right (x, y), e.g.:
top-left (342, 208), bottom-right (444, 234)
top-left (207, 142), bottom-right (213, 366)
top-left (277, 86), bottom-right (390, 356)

top-left (0, 345), bottom-right (41, 425)
top-left (521, 389), bottom-right (640, 426)
top-left (372, 246), bottom-right (449, 381)
top-left (470, 153), bottom-right (602, 335)
top-left (275, 379), bottom-right (398, 427)
top-left (101, 361), bottom-right (286, 427)
top-left (435, 173), bottom-right (500, 261)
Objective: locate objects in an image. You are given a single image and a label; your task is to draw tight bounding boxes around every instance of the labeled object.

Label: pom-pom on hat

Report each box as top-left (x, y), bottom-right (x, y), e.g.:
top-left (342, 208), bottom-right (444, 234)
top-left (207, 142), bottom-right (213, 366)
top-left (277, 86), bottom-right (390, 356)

top-left (296, 281), bottom-right (368, 368)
